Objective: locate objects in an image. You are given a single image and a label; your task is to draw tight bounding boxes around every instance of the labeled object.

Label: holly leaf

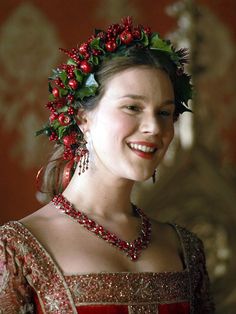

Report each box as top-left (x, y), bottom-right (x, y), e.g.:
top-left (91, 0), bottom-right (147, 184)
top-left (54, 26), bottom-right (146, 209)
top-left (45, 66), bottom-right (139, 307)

top-left (49, 69), bottom-right (61, 80)
top-left (75, 86), bottom-right (97, 100)
top-left (74, 69), bottom-right (84, 83)
top-left (67, 59), bottom-right (77, 66)
top-left (94, 29), bottom-right (103, 35)
top-left (89, 55), bottom-right (99, 66)
top-left (58, 106), bottom-right (69, 113)
top-left (59, 71), bottom-right (68, 84)
top-left (35, 126), bottom-right (49, 136)
top-left (90, 38), bottom-right (101, 50)
top-left (58, 126), bottom-right (69, 139)
top-left (48, 82), bottom-right (53, 93)
top-left (150, 33), bottom-right (172, 53)
top-left (48, 94), bottom-right (55, 101)
top-left (140, 31), bottom-right (149, 46)
top-left (60, 88), bottom-right (68, 96)
top-left (52, 120), bottom-right (60, 129)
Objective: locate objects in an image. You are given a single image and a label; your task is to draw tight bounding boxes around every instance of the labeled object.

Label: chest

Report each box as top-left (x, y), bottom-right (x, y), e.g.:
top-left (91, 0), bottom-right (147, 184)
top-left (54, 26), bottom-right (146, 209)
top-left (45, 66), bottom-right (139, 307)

top-left (41, 225), bottom-right (184, 275)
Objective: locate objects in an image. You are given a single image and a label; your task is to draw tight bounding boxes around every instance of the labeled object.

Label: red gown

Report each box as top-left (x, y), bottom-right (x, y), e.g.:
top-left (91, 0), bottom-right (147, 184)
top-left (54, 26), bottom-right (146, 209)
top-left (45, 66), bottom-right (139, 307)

top-left (0, 221), bottom-right (214, 313)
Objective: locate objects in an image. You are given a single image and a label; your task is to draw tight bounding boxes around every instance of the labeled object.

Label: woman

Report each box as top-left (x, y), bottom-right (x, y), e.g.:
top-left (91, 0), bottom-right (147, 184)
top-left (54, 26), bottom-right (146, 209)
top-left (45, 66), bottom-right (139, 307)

top-left (0, 17), bottom-right (214, 313)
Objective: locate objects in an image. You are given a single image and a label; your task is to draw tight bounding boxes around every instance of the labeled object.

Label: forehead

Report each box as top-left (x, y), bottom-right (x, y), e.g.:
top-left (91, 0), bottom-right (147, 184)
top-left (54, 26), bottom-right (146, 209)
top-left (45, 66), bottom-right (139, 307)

top-left (102, 66), bottom-right (174, 101)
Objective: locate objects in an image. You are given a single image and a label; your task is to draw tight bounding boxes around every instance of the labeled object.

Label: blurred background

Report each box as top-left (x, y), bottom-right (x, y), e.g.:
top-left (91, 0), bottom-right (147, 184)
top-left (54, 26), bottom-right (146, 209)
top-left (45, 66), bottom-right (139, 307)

top-left (0, 0), bottom-right (235, 312)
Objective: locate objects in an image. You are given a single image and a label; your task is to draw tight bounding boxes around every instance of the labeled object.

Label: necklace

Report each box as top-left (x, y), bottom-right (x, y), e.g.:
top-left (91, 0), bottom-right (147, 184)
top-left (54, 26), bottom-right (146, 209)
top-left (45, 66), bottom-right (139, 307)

top-left (52, 194), bottom-right (152, 261)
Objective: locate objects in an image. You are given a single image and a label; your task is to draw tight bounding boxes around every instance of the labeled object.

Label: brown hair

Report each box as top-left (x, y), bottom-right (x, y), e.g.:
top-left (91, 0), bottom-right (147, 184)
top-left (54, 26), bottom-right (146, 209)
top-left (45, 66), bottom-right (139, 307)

top-left (40, 47), bottom-right (179, 201)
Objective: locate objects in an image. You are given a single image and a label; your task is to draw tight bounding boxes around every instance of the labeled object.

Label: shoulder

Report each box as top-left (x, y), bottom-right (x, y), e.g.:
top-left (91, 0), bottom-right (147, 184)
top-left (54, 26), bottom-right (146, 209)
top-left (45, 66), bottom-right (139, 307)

top-left (151, 219), bottom-right (203, 251)
top-left (151, 219), bottom-right (205, 264)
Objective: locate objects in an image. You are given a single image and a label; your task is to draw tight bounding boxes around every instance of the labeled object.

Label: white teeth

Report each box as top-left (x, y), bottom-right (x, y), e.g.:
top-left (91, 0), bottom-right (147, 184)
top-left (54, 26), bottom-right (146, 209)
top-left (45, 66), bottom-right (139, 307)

top-left (129, 143), bottom-right (156, 153)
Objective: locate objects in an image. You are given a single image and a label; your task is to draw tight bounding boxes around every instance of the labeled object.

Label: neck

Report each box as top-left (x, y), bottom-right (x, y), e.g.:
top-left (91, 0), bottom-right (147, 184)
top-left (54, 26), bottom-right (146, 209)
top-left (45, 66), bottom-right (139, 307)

top-left (62, 167), bottom-right (135, 219)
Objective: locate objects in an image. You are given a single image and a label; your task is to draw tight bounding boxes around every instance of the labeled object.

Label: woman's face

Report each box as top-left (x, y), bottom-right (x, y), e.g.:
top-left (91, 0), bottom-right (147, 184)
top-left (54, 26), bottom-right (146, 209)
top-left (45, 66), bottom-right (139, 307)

top-left (84, 66), bottom-right (175, 182)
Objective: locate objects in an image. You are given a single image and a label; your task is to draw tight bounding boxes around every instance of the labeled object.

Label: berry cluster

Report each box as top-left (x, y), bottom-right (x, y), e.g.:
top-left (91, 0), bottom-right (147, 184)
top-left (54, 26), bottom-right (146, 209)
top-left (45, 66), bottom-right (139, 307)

top-left (37, 17), bottom-right (192, 161)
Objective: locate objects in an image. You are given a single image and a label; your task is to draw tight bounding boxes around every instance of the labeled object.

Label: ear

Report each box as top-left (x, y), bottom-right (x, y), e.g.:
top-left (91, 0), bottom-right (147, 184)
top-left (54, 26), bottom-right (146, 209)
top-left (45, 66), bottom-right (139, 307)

top-left (76, 108), bottom-right (90, 133)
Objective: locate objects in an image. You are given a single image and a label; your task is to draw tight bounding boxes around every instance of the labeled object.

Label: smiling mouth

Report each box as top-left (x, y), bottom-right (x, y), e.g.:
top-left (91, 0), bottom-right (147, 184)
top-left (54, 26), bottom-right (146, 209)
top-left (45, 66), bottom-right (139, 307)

top-left (128, 143), bottom-right (157, 153)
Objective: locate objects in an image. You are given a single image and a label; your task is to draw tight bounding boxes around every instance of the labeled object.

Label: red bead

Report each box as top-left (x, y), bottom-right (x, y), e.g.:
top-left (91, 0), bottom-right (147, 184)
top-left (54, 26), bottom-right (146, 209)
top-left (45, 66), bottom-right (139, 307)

top-left (120, 30), bottom-right (133, 44)
top-left (68, 79), bottom-right (78, 90)
top-left (58, 113), bottom-right (71, 126)
top-left (80, 60), bottom-right (92, 73)
top-left (51, 195), bottom-right (151, 262)
top-left (52, 87), bottom-right (60, 98)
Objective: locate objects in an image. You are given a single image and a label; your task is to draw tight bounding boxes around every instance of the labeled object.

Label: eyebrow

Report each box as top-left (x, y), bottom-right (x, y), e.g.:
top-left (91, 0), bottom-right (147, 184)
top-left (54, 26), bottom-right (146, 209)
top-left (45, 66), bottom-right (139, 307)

top-left (118, 94), bottom-right (175, 106)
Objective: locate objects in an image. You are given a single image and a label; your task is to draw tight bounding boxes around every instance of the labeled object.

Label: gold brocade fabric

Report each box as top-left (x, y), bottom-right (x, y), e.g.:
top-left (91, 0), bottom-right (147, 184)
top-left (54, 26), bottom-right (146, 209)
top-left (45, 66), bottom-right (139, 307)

top-left (0, 221), bottom-right (215, 313)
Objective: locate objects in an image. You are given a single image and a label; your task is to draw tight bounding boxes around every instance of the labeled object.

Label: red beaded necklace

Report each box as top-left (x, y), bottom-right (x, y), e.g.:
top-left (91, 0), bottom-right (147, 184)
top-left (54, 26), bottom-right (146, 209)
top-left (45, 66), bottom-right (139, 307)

top-left (52, 194), bottom-right (152, 261)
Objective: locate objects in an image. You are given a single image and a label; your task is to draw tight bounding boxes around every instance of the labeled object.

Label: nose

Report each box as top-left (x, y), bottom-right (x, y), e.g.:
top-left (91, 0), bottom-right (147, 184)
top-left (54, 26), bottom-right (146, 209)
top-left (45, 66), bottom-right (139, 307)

top-left (139, 113), bottom-right (160, 135)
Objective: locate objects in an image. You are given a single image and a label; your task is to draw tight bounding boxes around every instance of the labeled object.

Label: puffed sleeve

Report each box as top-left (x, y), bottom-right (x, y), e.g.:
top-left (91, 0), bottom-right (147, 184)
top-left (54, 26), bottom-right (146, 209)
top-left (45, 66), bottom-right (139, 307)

top-left (193, 238), bottom-right (215, 314)
top-left (0, 230), bottom-right (34, 313)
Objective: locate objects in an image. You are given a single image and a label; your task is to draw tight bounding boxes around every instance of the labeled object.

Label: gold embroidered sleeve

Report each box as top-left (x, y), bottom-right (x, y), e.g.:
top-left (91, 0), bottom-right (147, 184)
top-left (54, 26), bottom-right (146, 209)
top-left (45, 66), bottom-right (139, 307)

top-left (192, 238), bottom-right (215, 314)
top-left (0, 228), bottom-right (34, 313)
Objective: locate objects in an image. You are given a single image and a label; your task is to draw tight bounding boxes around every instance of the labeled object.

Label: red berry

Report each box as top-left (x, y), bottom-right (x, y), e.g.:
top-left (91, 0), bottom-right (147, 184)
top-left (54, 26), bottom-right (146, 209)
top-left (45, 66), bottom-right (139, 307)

top-left (49, 112), bottom-right (58, 123)
top-left (68, 79), bottom-right (78, 90)
top-left (120, 30), bottom-right (133, 44)
top-left (67, 107), bottom-right (74, 115)
top-left (133, 28), bottom-right (141, 39)
top-left (80, 60), bottom-right (92, 73)
top-left (105, 41), bottom-right (117, 52)
top-left (52, 87), bottom-right (60, 98)
top-left (49, 133), bottom-right (58, 141)
top-left (63, 133), bottom-right (77, 146)
top-left (79, 43), bottom-right (89, 55)
top-left (143, 27), bottom-right (151, 36)
top-left (67, 94), bottom-right (74, 103)
top-left (58, 113), bottom-right (71, 126)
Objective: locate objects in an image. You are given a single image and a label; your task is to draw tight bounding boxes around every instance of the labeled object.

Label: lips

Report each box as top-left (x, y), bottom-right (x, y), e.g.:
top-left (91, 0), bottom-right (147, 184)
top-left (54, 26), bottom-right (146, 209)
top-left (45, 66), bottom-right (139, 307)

top-left (127, 141), bottom-right (158, 159)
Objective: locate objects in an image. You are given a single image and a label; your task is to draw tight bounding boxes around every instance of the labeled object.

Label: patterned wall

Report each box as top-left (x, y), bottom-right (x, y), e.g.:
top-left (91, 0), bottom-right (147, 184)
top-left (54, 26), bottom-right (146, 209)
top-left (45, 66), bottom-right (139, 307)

top-left (0, 1), bottom-right (235, 312)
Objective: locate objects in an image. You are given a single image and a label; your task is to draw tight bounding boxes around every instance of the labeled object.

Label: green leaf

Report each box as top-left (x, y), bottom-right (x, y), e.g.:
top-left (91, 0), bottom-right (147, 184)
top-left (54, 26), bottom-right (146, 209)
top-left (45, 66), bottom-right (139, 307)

top-left (60, 88), bottom-right (68, 96)
top-left (94, 29), bottom-right (103, 35)
top-left (35, 126), bottom-right (49, 136)
top-left (48, 82), bottom-right (53, 93)
top-left (67, 58), bottom-right (77, 66)
top-left (52, 120), bottom-right (60, 129)
top-left (90, 38), bottom-right (101, 50)
top-left (58, 126), bottom-right (69, 139)
top-left (59, 71), bottom-right (68, 84)
top-left (58, 106), bottom-right (68, 113)
top-left (48, 94), bottom-right (55, 101)
top-left (140, 31), bottom-right (149, 46)
top-left (90, 55), bottom-right (99, 65)
top-left (150, 33), bottom-right (172, 53)
top-left (76, 86), bottom-right (97, 100)
top-left (74, 69), bottom-right (84, 83)
top-left (49, 69), bottom-right (60, 80)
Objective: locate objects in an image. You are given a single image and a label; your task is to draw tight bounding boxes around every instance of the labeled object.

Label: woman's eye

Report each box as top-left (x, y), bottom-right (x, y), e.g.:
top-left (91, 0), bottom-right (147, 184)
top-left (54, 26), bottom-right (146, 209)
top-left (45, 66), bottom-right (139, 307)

top-left (158, 110), bottom-right (172, 117)
top-left (126, 105), bottom-right (141, 112)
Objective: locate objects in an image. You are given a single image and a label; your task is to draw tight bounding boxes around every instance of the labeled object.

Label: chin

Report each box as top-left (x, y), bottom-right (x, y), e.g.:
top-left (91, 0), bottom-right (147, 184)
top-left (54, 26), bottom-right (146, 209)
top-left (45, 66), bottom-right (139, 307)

top-left (130, 172), bottom-right (154, 183)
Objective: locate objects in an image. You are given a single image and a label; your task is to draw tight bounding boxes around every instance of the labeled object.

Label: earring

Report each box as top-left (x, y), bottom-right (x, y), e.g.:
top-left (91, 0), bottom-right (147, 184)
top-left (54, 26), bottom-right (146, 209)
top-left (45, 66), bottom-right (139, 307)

top-left (152, 169), bottom-right (157, 184)
top-left (76, 141), bottom-right (89, 175)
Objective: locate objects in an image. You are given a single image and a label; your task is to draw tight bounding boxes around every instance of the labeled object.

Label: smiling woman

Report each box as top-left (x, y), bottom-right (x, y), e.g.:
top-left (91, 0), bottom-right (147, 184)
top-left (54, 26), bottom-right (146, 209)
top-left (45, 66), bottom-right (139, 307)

top-left (0, 17), bottom-right (214, 313)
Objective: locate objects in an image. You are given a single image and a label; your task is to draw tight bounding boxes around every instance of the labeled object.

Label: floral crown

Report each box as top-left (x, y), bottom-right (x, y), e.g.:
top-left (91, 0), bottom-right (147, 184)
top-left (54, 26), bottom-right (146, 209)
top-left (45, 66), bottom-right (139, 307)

top-left (37, 16), bottom-right (192, 161)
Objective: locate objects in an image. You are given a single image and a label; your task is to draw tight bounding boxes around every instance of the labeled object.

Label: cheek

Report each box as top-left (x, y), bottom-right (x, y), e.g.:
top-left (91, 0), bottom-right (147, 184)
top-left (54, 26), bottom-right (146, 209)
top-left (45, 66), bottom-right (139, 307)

top-left (97, 113), bottom-right (135, 139)
top-left (90, 113), bottom-right (135, 154)
top-left (162, 123), bottom-right (174, 146)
